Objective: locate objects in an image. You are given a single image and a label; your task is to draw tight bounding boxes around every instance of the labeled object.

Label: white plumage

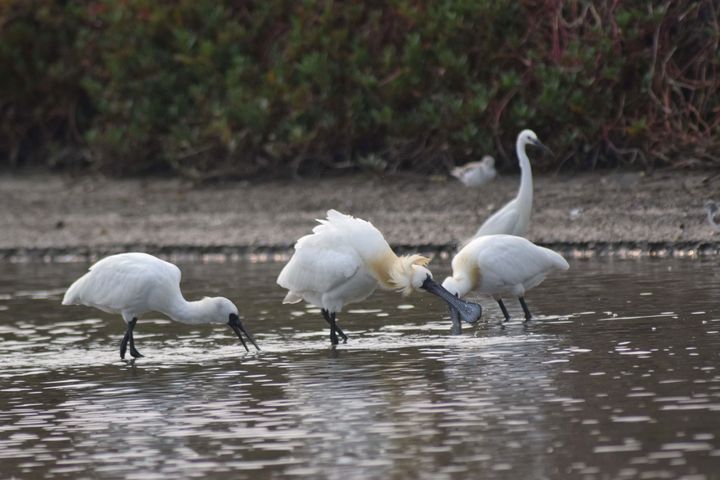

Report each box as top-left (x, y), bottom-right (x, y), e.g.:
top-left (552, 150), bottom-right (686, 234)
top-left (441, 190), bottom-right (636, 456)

top-left (277, 210), bottom-right (483, 343)
top-left (473, 130), bottom-right (547, 239)
top-left (64, 253), bottom-right (181, 318)
top-left (451, 155), bottom-right (497, 188)
top-left (278, 210), bottom-right (388, 313)
top-left (62, 252), bottom-right (259, 359)
top-left (442, 235), bottom-right (569, 322)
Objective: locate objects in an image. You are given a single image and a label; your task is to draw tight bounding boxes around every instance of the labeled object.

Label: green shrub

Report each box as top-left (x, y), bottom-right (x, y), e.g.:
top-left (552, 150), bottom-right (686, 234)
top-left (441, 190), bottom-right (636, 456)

top-left (0, 0), bottom-right (718, 177)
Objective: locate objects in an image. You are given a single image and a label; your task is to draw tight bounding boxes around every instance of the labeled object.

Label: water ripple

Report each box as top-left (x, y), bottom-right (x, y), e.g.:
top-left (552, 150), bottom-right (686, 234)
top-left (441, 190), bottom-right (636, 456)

top-left (1, 259), bottom-right (720, 479)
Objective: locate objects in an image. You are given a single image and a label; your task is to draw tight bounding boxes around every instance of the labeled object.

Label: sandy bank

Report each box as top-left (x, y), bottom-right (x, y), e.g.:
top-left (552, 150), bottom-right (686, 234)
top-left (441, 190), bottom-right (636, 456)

top-left (1, 170), bottom-right (718, 261)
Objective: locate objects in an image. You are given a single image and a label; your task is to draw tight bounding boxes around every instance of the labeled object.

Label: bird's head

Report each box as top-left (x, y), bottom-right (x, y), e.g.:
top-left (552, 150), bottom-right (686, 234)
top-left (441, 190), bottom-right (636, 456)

top-left (203, 296), bottom-right (240, 324)
top-left (441, 276), bottom-right (461, 297)
top-left (389, 255), bottom-right (432, 295)
top-left (518, 129), bottom-right (552, 155)
top-left (205, 297), bottom-right (260, 352)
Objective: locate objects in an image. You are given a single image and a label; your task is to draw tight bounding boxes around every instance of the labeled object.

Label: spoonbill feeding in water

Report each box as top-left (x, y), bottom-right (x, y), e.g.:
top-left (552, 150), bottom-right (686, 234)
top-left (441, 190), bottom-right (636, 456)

top-left (451, 155), bottom-right (497, 188)
top-left (277, 210), bottom-right (483, 344)
top-left (473, 130), bottom-right (549, 238)
top-left (442, 235), bottom-right (568, 324)
top-left (62, 252), bottom-right (260, 359)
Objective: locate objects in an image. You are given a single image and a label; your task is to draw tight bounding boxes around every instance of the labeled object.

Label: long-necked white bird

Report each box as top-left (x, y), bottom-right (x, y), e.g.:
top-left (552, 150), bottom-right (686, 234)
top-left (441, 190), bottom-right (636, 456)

top-left (277, 210), bottom-right (483, 343)
top-left (451, 155), bottom-right (497, 188)
top-left (62, 252), bottom-right (260, 359)
top-left (442, 235), bottom-right (568, 323)
top-left (473, 130), bottom-right (549, 239)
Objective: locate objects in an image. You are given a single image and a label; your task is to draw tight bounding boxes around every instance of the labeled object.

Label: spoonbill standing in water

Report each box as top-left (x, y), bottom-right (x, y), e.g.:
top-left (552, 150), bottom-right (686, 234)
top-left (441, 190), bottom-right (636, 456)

top-left (473, 130), bottom-right (549, 238)
top-left (277, 210), bottom-right (483, 343)
top-left (442, 235), bottom-right (568, 324)
top-left (62, 252), bottom-right (260, 359)
top-left (451, 155), bottom-right (497, 188)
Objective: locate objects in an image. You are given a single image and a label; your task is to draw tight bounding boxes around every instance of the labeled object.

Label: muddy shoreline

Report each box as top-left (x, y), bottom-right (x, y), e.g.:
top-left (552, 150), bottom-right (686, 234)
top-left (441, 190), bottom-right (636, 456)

top-left (1, 170), bottom-right (719, 262)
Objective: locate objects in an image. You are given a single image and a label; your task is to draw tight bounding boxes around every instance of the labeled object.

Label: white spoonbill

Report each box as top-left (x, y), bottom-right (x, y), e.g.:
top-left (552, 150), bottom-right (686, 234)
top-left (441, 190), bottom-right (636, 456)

top-left (277, 210), bottom-right (483, 344)
top-left (451, 155), bottom-right (497, 188)
top-left (62, 252), bottom-right (260, 359)
top-left (473, 130), bottom-right (549, 238)
top-left (442, 235), bottom-right (568, 324)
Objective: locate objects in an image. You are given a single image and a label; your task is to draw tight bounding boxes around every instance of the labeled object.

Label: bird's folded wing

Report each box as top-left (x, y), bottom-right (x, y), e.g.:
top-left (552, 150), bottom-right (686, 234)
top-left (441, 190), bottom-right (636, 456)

top-left (73, 255), bottom-right (181, 311)
top-left (277, 246), bottom-right (360, 295)
top-left (476, 241), bottom-right (552, 286)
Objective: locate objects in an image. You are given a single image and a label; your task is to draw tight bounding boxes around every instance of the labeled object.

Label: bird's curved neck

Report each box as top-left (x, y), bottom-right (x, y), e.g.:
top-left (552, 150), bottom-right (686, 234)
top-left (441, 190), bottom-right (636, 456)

top-left (451, 249), bottom-right (481, 297)
top-left (516, 139), bottom-right (533, 205)
top-left (368, 249), bottom-right (400, 289)
top-left (164, 297), bottom-right (214, 325)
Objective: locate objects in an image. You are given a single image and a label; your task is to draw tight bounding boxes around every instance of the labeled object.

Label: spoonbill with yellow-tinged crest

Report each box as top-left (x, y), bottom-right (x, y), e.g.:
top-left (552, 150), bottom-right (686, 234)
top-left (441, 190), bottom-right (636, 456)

top-left (277, 210), bottom-right (483, 343)
top-left (442, 235), bottom-right (568, 325)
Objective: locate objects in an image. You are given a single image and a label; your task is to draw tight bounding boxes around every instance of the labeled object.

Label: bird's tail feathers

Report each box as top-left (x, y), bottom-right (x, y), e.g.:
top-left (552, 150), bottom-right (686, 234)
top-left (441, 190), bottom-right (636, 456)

top-left (282, 291), bottom-right (304, 304)
top-left (544, 248), bottom-right (569, 271)
top-left (61, 273), bottom-right (89, 305)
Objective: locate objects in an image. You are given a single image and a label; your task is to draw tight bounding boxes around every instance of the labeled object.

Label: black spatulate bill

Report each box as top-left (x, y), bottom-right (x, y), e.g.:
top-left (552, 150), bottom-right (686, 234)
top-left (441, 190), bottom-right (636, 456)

top-left (421, 275), bottom-right (482, 325)
top-left (228, 313), bottom-right (260, 351)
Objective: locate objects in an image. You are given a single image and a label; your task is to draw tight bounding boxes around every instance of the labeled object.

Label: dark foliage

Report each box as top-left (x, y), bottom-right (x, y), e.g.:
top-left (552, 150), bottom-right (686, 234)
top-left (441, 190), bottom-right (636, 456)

top-left (0, 1), bottom-right (718, 178)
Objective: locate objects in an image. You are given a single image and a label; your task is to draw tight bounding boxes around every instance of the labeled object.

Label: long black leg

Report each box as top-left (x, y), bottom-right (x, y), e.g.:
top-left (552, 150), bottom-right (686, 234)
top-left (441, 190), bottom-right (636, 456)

top-left (497, 299), bottom-right (511, 322)
top-left (321, 309), bottom-right (348, 344)
top-left (125, 318), bottom-right (143, 358)
top-left (330, 312), bottom-right (347, 343)
top-left (321, 309), bottom-right (339, 345)
top-left (120, 329), bottom-right (130, 359)
top-left (518, 297), bottom-right (532, 322)
top-left (120, 318), bottom-right (141, 359)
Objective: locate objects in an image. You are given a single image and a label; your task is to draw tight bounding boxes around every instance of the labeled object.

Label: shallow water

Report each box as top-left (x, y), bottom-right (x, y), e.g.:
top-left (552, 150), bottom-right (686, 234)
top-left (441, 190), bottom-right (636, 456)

top-left (1, 258), bottom-right (720, 479)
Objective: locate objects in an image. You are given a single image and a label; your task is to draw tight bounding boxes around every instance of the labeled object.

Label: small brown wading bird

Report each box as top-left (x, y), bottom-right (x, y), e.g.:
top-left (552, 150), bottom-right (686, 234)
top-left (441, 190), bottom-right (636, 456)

top-left (451, 155), bottom-right (497, 188)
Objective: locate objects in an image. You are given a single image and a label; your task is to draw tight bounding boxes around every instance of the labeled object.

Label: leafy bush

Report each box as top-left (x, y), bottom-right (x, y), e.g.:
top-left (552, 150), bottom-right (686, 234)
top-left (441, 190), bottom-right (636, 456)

top-left (0, 0), bottom-right (718, 177)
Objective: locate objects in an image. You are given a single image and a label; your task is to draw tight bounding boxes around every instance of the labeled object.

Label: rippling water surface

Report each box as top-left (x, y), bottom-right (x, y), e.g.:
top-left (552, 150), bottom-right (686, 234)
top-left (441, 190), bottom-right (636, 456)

top-left (1, 258), bottom-right (720, 479)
